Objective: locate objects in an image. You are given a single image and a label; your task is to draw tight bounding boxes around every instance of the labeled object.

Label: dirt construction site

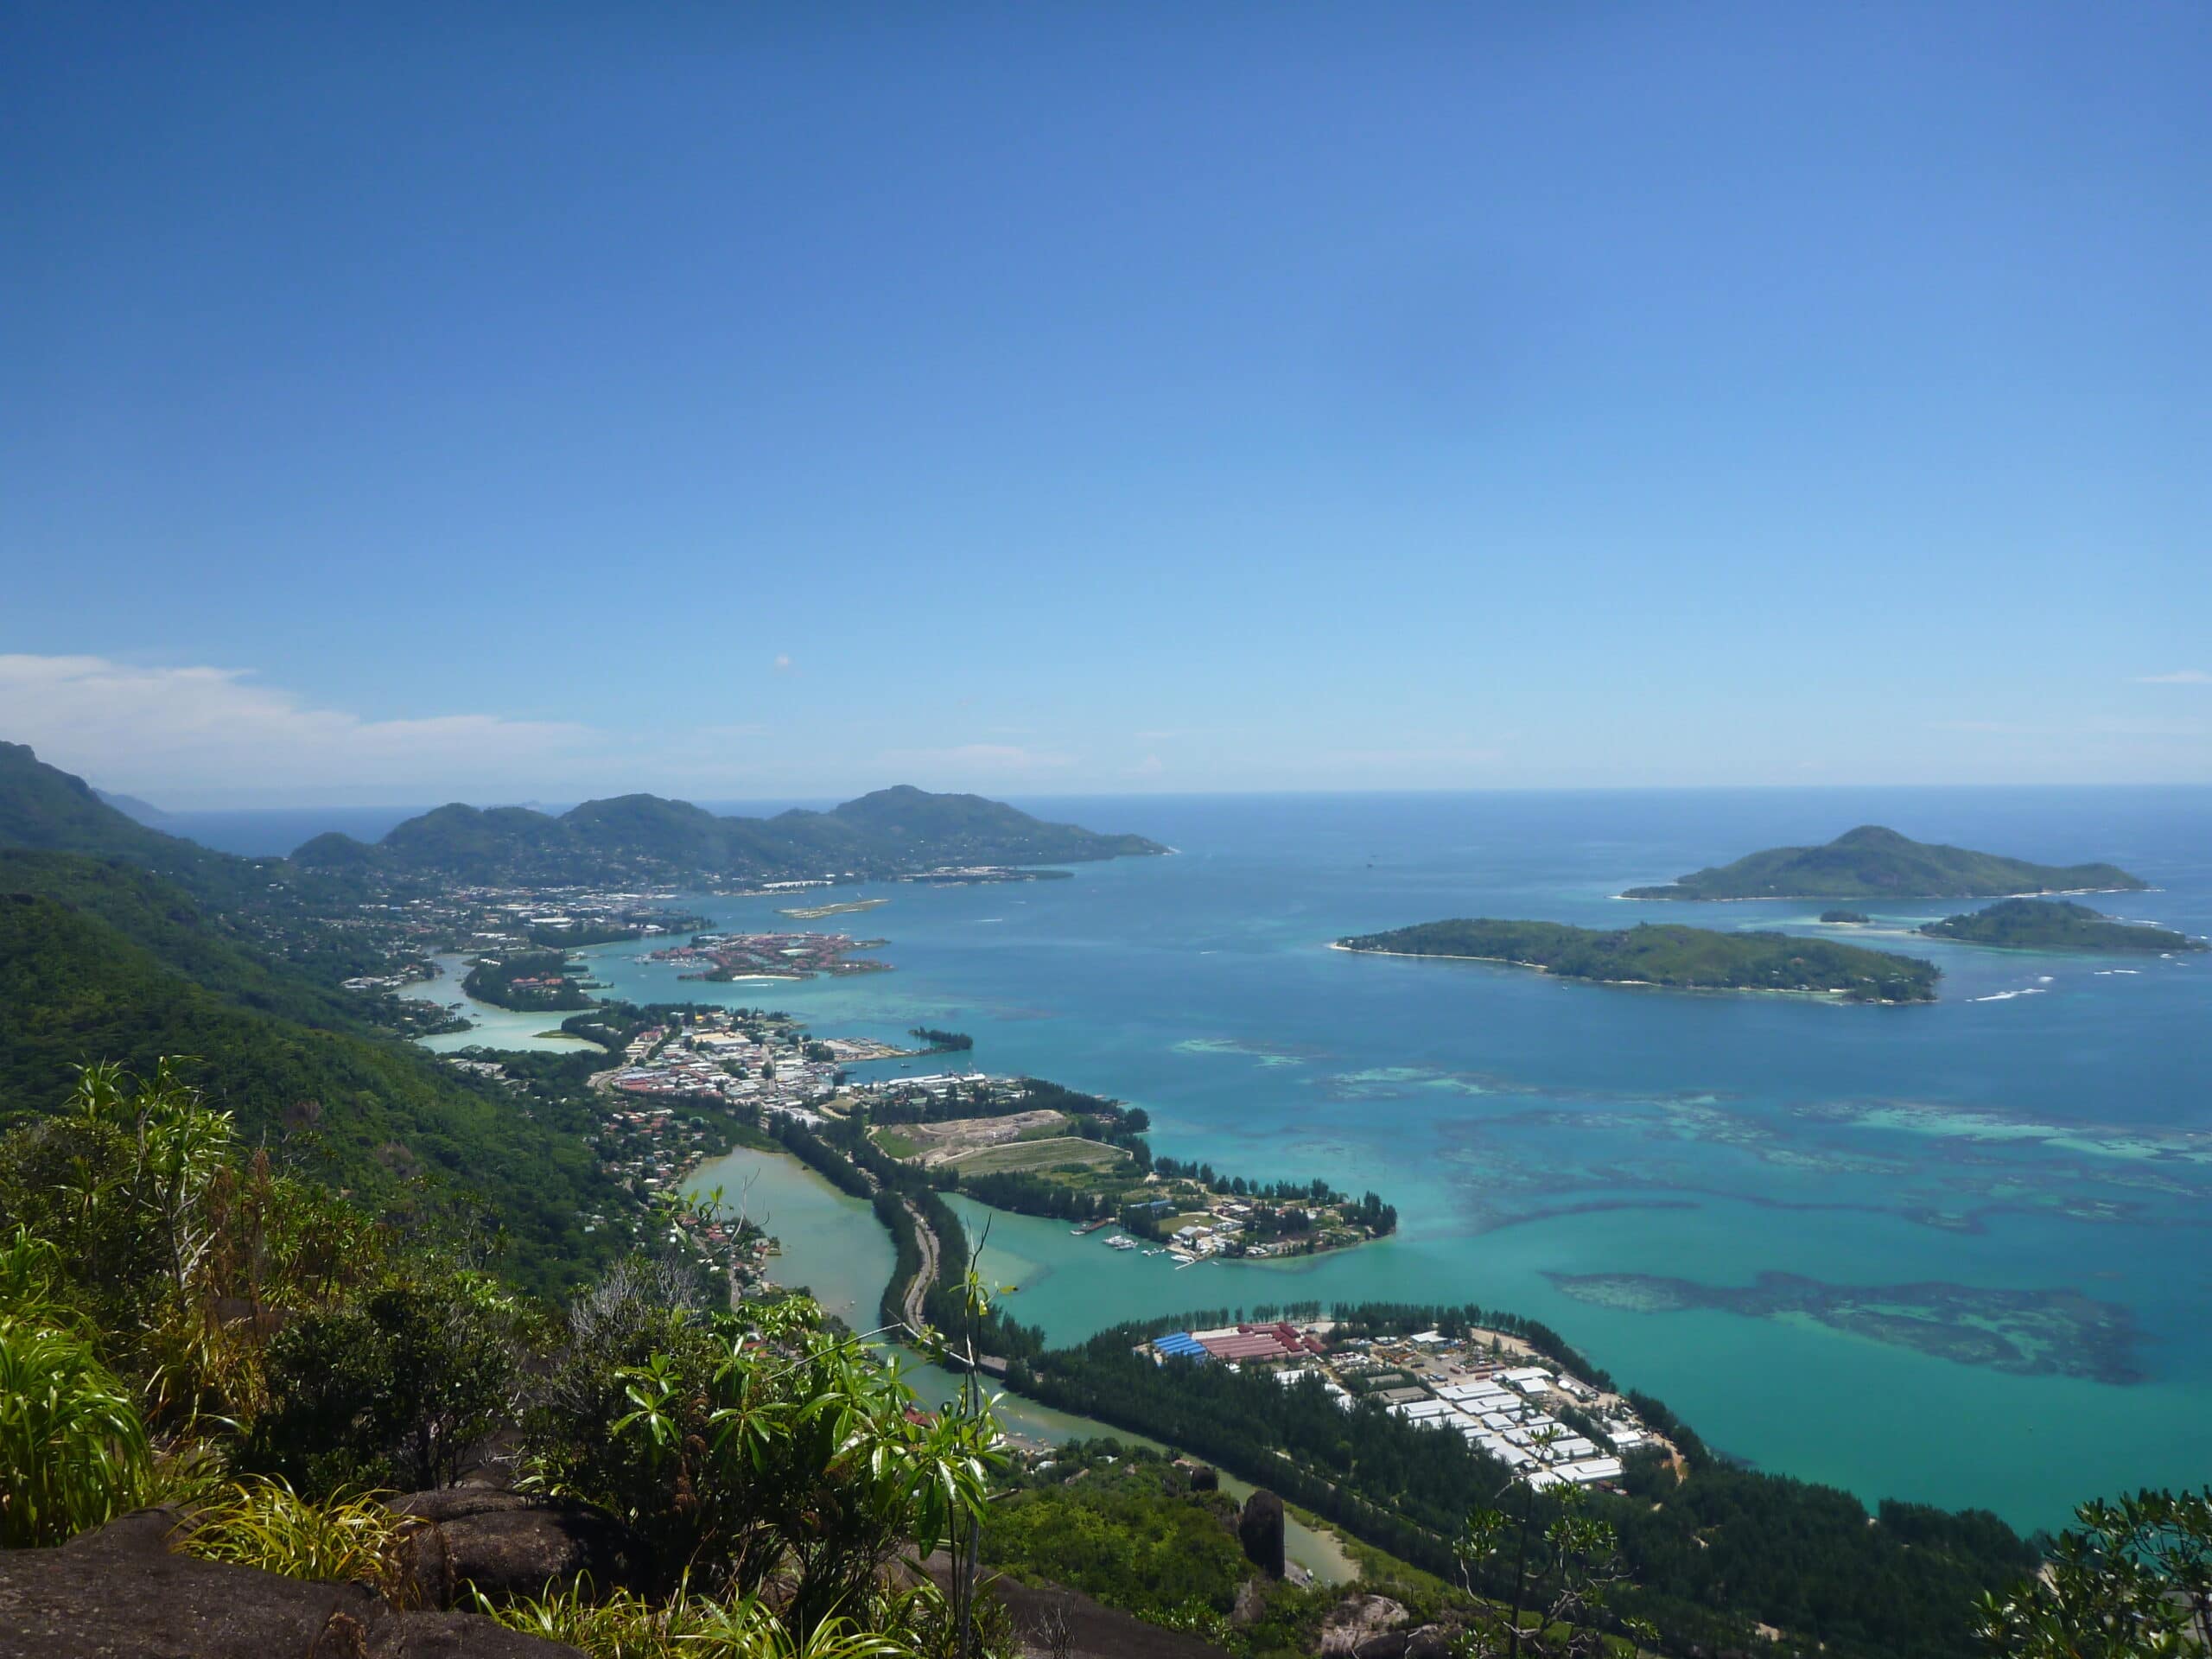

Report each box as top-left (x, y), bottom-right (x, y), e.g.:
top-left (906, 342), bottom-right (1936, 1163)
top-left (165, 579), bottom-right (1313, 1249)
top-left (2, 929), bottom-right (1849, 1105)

top-left (875, 1109), bottom-right (1131, 1176)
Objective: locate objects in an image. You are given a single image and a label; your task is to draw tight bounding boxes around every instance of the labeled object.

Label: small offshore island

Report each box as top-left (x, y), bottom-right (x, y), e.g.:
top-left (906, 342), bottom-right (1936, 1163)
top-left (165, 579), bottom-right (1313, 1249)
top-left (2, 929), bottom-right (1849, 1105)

top-left (1336, 918), bottom-right (1941, 1002)
top-left (1919, 897), bottom-right (2207, 955)
top-left (1622, 824), bottom-right (2147, 901)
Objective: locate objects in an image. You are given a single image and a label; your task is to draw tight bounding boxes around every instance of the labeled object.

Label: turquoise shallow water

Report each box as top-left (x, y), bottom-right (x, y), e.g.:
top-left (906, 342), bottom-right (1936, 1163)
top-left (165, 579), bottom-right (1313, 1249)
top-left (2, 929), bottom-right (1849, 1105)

top-left (522, 788), bottom-right (2208, 1531)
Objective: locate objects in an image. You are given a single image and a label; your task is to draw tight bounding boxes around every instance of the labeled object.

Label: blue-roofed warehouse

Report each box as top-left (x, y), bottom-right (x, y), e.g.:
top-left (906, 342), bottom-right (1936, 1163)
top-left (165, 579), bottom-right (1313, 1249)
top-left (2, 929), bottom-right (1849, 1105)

top-left (1151, 1332), bottom-right (1209, 1363)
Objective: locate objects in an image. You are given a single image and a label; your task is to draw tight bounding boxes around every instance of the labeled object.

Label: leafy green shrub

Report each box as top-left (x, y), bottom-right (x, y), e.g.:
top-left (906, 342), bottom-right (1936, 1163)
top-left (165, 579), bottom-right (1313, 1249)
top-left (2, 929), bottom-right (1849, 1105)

top-left (0, 1314), bottom-right (152, 1546)
top-left (248, 1274), bottom-right (525, 1496)
top-left (525, 1288), bottom-right (997, 1635)
top-left (984, 1466), bottom-right (1249, 1616)
top-left (1974, 1487), bottom-right (2212, 1655)
top-left (486, 1577), bottom-right (924, 1659)
top-left (179, 1477), bottom-right (443, 1607)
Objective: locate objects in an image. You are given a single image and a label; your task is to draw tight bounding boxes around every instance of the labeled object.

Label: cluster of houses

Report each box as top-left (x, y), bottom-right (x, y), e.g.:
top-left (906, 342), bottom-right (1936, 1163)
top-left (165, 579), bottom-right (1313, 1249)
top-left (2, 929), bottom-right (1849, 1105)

top-left (1140, 1320), bottom-right (1668, 1491)
top-left (594, 1103), bottom-right (719, 1200)
top-left (602, 1014), bottom-right (839, 1125)
top-left (1147, 1322), bottom-right (1331, 1363)
top-left (1377, 1364), bottom-right (1633, 1489)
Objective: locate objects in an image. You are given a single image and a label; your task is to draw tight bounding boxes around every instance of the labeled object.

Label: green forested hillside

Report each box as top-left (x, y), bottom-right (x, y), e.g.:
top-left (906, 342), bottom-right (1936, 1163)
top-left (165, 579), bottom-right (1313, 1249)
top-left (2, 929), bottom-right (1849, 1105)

top-left (0, 741), bottom-right (273, 906)
top-left (1337, 918), bottom-right (1940, 1002)
top-left (0, 849), bottom-right (372, 1031)
top-left (1623, 825), bottom-right (2146, 901)
top-left (0, 884), bottom-right (616, 1292)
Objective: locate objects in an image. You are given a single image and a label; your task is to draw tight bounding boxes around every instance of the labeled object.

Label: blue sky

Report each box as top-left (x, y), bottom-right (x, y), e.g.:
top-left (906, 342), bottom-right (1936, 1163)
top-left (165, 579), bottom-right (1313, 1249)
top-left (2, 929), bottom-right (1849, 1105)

top-left (3, 3), bottom-right (2206, 806)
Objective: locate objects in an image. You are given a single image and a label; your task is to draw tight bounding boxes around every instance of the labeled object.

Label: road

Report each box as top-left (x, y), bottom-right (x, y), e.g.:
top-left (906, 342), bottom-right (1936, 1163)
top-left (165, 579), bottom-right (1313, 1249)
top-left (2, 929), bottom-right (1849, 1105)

top-left (898, 1195), bottom-right (939, 1335)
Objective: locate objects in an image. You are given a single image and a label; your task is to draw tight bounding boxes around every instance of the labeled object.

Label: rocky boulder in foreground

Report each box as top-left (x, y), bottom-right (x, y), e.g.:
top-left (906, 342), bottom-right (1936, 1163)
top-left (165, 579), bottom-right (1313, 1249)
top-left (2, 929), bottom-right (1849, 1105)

top-left (389, 1487), bottom-right (648, 1605)
top-left (0, 1509), bottom-right (579, 1659)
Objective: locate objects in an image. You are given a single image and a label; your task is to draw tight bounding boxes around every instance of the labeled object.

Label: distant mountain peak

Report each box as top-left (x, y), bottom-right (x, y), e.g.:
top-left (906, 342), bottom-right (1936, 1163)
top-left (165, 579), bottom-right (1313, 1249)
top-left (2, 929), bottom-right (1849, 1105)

top-left (1833, 824), bottom-right (1912, 849)
top-left (1622, 826), bottom-right (2147, 901)
top-left (94, 788), bottom-right (174, 825)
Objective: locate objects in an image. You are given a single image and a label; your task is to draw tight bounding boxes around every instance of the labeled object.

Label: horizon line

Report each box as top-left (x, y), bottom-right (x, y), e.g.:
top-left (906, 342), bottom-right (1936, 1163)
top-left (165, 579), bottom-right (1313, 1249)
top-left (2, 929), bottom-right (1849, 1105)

top-left (131, 778), bottom-right (2212, 816)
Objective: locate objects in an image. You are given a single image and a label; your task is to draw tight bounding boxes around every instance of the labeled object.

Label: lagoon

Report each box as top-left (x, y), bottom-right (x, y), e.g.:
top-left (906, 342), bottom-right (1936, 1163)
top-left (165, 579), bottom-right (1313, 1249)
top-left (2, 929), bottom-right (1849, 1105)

top-left (411, 952), bottom-right (607, 1054)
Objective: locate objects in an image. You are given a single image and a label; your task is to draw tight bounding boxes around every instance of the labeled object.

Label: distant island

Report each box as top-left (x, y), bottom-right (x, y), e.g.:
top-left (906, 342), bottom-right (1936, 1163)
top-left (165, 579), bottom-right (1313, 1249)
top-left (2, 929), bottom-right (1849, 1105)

top-left (1622, 825), bottom-right (2147, 902)
top-left (1918, 898), bottom-right (2206, 955)
top-left (1335, 918), bottom-right (1940, 1003)
top-left (1821, 908), bottom-right (1871, 925)
top-left (293, 783), bottom-right (1166, 887)
top-left (909, 1026), bottom-right (975, 1052)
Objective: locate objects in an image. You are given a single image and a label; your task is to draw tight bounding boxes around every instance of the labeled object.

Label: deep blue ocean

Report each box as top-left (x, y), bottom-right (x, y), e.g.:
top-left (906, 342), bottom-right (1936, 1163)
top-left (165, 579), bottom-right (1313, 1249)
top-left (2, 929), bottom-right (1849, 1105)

top-left (228, 786), bottom-right (2212, 1530)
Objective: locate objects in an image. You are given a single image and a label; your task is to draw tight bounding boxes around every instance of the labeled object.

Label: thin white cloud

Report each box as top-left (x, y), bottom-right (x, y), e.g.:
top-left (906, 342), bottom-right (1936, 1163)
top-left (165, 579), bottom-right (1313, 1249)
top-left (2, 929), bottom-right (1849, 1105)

top-left (0, 653), bottom-right (601, 801)
top-left (772, 654), bottom-right (795, 671)
top-left (2136, 669), bottom-right (2210, 684)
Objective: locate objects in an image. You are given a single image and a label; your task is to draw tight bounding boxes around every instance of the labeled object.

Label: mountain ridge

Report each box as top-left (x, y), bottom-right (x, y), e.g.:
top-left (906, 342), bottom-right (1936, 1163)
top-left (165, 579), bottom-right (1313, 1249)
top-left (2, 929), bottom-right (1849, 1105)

top-left (296, 780), bottom-right (1169, 885)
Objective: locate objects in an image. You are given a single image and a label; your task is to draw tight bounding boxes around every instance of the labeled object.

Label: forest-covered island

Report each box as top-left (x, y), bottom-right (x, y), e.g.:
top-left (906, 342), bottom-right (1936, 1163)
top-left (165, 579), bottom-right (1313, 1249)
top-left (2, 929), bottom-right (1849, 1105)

top-left (1623, 825), bottom-right (2147, 901)
top-left (1336, 918), bottom-right (1941, 1003)
top-left (461, 946), bottom-right (596, 1011)
top-left (1918, 898), bottom-right (2207, 954)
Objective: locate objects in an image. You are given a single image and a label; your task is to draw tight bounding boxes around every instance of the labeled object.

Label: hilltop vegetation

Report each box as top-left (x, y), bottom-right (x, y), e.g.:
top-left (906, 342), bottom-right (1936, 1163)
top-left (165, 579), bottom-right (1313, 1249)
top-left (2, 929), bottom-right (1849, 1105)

top-left (1623, 825), bottom-right (2146, 901)
top-left (1919, 897), bottom-right (2206, 954)
top-left (0, 741), bottom-right (279, 910)
top-left (1338, 918), bottom-right (1940, 1003)
top-left (0, 747), bottom-right (632, 1292)
top-left (0, 849), bottom-right (372, 1033)
top-left (0, 884), bottom-right (619, 1291)
top-left (296, 783), bottom-right (1167, 885)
